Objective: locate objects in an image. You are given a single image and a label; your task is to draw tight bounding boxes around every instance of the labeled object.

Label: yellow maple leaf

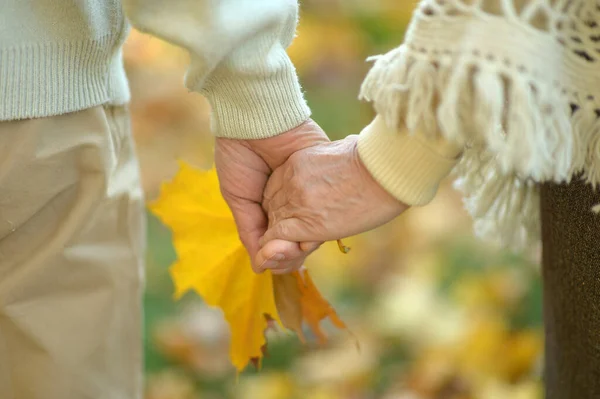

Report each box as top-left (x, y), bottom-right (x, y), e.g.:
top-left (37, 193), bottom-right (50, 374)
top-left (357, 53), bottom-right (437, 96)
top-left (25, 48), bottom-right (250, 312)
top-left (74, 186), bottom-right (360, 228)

top-left (150, 162), bottom-right (346, 371)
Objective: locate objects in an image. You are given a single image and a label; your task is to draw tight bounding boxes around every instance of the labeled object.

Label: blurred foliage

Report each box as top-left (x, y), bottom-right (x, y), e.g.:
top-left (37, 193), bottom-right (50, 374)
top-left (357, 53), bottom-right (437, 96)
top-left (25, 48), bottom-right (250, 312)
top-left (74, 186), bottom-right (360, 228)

top-left (123, 0), bottom-right (543, 398)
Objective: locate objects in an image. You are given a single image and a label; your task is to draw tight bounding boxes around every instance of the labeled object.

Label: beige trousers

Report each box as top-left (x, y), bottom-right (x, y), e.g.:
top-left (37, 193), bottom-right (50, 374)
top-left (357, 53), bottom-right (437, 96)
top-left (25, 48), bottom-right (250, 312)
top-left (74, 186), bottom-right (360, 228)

top-left (0, 106), bottom-right (145, 399)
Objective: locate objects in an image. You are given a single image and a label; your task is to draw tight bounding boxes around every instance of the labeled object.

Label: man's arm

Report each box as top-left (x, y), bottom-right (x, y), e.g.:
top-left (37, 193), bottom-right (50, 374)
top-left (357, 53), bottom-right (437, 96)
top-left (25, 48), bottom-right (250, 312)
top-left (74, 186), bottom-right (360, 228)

top-left (123, 0), bottom-right (325, 270)
top-left (123, 0), bottom-right (311, 139)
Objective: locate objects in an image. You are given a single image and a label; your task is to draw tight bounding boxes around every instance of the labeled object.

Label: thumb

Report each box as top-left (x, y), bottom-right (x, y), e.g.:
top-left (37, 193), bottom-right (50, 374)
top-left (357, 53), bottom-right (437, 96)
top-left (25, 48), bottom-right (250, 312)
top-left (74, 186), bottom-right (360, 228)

top-left (260, 218), bottom-right (307, 246)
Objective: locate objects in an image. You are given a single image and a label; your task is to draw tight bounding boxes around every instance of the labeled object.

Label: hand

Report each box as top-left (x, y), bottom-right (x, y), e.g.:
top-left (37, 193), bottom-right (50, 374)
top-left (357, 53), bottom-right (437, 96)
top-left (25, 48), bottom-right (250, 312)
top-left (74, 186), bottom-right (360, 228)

top-left (259, 135), bottom-right (408, 250)
top-left (214, 119), bottom-right (328, 274)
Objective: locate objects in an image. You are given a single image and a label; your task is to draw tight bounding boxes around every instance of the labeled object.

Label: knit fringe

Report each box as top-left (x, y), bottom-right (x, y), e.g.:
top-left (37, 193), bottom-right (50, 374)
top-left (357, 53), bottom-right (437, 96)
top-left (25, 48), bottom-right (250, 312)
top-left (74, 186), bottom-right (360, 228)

top-left (360, 46), bottom-right (600, 250)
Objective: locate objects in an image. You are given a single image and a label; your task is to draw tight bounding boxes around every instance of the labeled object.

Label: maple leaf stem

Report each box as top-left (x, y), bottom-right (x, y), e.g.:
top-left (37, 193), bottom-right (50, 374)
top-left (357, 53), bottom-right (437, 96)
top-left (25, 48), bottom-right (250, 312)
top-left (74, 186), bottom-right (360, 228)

top-left (337, 239), bottom-right (351, 254)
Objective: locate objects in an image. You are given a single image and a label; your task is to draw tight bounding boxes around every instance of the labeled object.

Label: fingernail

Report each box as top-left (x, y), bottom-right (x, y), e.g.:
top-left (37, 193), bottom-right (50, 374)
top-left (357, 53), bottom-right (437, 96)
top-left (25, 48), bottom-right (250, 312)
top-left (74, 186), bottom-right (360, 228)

top-left (261, 260), bottom-right (279, 269)
top-left (259, 253), bottom-right (285, 270)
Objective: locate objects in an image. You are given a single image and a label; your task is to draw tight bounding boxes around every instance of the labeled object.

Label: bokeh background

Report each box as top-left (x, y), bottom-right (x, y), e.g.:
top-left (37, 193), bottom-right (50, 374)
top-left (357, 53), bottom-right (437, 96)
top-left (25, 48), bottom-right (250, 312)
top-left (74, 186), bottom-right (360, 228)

top-left (123, 1), bottom-right (544, 398)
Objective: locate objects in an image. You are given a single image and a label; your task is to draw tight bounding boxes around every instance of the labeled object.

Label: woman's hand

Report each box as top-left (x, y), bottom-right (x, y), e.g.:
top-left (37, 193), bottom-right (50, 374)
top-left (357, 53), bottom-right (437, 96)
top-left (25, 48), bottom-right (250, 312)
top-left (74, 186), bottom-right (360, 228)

top-left (255, 135), bottom-right (408, 270)
top-left (215, 119), bottom-right (329, 274)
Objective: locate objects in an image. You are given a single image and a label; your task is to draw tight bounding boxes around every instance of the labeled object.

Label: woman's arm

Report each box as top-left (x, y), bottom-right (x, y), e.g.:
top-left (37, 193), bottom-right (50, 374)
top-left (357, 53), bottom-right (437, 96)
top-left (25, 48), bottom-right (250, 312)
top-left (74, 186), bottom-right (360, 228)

top-left (260, 0), bottom-right (596, 251)
top-left (353, 0), bottom-right (592, 248)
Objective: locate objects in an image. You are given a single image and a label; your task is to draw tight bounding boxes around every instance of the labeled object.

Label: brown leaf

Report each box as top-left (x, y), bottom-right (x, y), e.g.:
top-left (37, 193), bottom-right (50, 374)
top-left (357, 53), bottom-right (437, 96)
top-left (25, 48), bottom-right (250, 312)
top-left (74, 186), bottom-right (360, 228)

top-left (272, 274), bottom-right (305, 342)
top-left (273, 268), bottom-right (346, 345)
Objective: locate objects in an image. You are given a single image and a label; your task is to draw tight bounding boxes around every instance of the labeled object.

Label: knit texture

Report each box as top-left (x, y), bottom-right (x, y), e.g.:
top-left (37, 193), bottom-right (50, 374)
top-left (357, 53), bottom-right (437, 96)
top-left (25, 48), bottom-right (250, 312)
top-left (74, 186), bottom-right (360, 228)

top-left (358, 116), bottom-right (460, 206)
top-left (1, 0), bottom-right (310, 139)
top-left (358, 0), bottom-right (600, 249)
top-left (0, 1), bottom-right (130, 120)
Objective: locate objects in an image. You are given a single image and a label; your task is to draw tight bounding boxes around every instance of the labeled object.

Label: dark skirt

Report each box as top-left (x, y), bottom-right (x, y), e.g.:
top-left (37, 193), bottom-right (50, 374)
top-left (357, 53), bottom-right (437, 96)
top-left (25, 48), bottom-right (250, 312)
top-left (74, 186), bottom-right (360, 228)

top-left (540, 178), bottom-right (600, 398)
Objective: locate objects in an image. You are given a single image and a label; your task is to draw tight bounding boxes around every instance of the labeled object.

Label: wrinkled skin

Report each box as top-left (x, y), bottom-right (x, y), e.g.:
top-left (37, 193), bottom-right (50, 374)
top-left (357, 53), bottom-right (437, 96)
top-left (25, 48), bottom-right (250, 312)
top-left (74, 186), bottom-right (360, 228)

top-left (257, 135), bottom-right (408, 269)
top-left (214, 119), bottom-right (327, 274)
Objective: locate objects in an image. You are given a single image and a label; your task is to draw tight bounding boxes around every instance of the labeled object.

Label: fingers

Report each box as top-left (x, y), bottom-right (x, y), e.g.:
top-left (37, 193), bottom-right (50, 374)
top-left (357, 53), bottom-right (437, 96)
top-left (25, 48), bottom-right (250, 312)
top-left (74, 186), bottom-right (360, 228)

top-left (254, 239), bottom-right (304, 274)
top-left (260, 218), bottom-right (313, 245)
top-left (226, 198), bottom-right (268, 271)
top-left (254, 239), bottom-right (322, 274)
top-left (263, 162), bottom-right (285, 200)
top-left (262, 166), bottom-right (287, 220)
top-left (263, 192), bottom-right (289, 227)
top-left (300, 241), bottom-right (322, 252)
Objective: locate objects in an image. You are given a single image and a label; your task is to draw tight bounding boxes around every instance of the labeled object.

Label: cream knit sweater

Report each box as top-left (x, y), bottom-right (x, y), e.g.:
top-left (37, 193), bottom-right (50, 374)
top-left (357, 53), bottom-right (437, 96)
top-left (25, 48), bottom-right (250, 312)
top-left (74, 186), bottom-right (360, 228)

top-left (2, 0), bottom-right (599, 248)
top-left (359, 0), bottom-right (600, 248)
top-left (0, 0), bottom-right (310, 139)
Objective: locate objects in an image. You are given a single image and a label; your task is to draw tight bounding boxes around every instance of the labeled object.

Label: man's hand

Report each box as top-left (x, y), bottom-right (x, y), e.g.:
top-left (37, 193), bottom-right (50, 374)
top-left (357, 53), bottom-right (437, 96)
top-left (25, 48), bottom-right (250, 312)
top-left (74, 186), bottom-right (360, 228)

top-left (258, 135), bottom-right (408, 255)
top-left (214, 119), bottom-right (328, 273)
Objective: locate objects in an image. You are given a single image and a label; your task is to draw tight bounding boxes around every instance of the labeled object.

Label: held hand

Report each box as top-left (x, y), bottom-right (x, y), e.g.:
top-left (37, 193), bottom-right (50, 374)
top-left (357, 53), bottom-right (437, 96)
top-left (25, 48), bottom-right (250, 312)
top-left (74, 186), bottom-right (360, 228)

top-left (214, 119), bottom-right (328, 273)
top-left (258, 135), bottom-right (408, 257)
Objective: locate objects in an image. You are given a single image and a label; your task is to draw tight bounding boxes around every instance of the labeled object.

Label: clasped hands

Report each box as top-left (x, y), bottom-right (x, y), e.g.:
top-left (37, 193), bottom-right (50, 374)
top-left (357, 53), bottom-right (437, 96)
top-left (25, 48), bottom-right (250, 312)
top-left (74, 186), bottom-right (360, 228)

top-left (215, 119), bottom-right (407, 275)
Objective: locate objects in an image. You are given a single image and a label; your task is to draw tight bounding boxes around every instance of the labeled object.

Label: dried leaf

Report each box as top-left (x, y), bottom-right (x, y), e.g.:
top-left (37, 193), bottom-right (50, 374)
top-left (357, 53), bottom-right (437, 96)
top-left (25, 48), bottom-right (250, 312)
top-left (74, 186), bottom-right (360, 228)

top-left (150, 162), bottom-right (280, 371)
top-left (297, 269), bottom-right (346, 343)
top-left (272, 274), bottom-right (304, 341)
top-left (273, 270), bottom-right (346, 345)
top-left (150, 163), bottom-right (346, 371)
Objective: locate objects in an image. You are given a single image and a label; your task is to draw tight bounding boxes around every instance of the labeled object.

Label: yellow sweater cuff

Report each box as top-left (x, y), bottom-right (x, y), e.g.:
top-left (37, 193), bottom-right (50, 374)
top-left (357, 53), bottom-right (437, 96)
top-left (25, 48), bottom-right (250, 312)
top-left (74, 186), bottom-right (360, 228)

top-left (358, 116), bottom-right (462, 206)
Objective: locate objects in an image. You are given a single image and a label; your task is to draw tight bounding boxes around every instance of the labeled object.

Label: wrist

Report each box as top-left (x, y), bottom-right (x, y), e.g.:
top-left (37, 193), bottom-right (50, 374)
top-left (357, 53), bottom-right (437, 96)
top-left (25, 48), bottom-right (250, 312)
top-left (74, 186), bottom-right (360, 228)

top-left (349, 136), bottom-right (409, 214)
top-left (357, 116), bottom-right (460, 206)
top-left (247, 119), bottom-right (329, 170)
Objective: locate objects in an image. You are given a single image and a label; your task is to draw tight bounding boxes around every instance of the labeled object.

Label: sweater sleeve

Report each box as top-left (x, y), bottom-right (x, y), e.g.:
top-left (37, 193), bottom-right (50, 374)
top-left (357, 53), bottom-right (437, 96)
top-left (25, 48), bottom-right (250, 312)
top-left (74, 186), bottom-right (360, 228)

top-left (122, 0), bottom-right (310, 139)
top-left (358, 116), bottom-right (462, 206)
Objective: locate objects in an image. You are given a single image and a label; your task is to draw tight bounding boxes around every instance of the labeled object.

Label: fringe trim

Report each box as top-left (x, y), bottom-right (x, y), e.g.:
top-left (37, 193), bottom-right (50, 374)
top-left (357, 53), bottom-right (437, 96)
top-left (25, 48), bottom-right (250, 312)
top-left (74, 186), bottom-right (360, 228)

top-left (360, 46), bottom-right (600, 250)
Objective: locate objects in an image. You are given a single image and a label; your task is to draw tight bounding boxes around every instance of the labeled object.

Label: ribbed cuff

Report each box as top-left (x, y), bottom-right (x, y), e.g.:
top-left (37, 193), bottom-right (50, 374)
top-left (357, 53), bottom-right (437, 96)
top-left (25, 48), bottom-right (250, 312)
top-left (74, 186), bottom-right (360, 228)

top-left (200, 49), bottom-right (311, 140)
top-left (358, 116), bottom-right (461, 206)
